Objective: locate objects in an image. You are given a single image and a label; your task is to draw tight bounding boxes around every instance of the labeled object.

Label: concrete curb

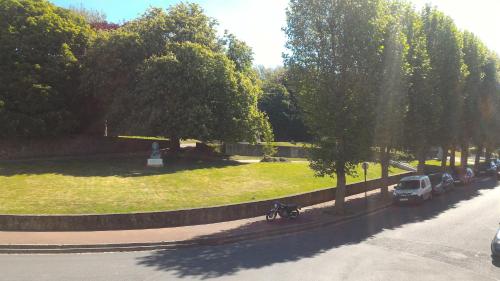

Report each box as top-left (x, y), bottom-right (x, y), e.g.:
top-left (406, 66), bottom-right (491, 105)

top-left (0, 201), bottom-right (393, 254)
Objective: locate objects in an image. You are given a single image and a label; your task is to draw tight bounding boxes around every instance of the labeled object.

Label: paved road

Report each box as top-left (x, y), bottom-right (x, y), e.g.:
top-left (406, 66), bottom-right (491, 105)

top-left (1, 177), bottom-right (500, 281)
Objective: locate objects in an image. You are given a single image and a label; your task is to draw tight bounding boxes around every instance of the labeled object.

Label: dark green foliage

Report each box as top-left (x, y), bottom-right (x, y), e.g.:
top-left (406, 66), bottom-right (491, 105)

top-left (221, 32), bottom-right (254, 72)
top-left (112, 42), bottom-right (265, 143)
top-left (285, 0), bottom-right (387, 212)
top-left (0, 0), bottom-right (93, 137)
top-left (257, 67), bottom-right (310, 142)
top-left (82, 3), bottom-right (272, 146)
top-left (421, 6), bottom-right (465, 162)
top-left (401, 5), bottom-right (435, 173)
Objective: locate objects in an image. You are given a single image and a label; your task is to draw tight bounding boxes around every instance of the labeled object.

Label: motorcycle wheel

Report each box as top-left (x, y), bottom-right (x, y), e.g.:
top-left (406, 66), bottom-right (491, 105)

top-left (266, 211), bottom-right (277, 222)
top-left (290, 209), bottom-right (299, 219)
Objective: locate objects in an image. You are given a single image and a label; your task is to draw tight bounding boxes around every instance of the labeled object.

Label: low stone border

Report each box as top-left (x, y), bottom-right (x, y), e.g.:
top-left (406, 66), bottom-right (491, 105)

top-left (0, 172), bottom-right (413, 231)
top-left (0, 199), bottom-right (395, 254)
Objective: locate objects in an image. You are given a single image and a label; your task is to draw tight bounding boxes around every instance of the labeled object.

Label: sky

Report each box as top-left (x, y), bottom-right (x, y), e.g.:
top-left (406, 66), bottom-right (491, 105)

top-left (50, 0), bottom-right (500, 68)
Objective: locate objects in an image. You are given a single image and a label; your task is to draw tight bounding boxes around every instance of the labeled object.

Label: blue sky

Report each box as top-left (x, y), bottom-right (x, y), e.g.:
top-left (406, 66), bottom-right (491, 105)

top-left (50, 0), bottom-right (500, 68)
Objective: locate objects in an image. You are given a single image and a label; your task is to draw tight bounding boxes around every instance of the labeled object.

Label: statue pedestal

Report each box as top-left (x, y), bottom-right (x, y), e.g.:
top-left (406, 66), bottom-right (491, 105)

top-left (147, 158), bottom-right (164, 167)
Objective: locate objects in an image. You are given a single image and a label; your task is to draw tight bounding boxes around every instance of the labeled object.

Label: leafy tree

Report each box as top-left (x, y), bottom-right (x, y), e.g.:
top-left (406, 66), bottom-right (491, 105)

top-left (110, 43), bottom-right (262, 148)
top-left (480, 55), bottom-right (500, 160)
top-left (373, 1), bottom-right (409, 196)
top-left (69, 6), bottom-right (120, 31)
top-left (68, 5), bottom-right (106, 24)
top-left (285, 0), bottom-right (385, 214)
top-left (401, 5), bottom-right (434, 174)
top-left (460, 31), bottom-right (487, 168)
top-left (221, 32), bottom-right (254, 72)
top-left (82, 3), bottom-right (271, 150)
top-left (0, 0), bottom-right (93, 137)
top-left (257, 67), bottom-right (310, 141)
top-left (422, 6), bottom-right (466, 170)
top-left (79, 29), bottom-right (146, 134)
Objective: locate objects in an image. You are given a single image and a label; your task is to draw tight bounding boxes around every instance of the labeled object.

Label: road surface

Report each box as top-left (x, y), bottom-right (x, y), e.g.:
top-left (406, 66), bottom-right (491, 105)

top-left (1, 177), bottom-right (500, 280)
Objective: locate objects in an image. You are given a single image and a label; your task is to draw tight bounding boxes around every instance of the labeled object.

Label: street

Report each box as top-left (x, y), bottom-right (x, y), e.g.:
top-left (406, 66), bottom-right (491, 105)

top-left (1, 177), bottom-right (500, 281)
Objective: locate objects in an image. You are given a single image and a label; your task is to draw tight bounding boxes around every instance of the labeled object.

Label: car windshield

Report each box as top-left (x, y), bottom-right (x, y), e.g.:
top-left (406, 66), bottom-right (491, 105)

top-left (397, 180), bottom-right (420, 190)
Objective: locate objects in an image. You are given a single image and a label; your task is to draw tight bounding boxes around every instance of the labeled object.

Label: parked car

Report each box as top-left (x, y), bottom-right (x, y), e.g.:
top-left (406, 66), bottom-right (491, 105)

top-left (474, 161), bottom-right (497, 177)
top-left (492, 159), bottom-right (500, 171)
top-left (393, 175), bottom-right (433, 204)
top-left (451, 167), bottom-right (474, 185)
top-left (492, 225), bottom-right (500, 261)
top-left (429, 172), bottom-right (454, 195)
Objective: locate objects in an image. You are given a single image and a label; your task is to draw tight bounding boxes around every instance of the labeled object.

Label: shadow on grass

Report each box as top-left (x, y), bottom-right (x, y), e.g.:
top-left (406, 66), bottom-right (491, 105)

top-left (136, 177), bottom-right (499, 279)
top-left (0, 154), bottom-right (244, 178)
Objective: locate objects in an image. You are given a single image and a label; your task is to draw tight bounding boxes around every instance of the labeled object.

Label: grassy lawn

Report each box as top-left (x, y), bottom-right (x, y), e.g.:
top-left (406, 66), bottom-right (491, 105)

top-left (265, 141), bottom-right (310, 147)
top-left (0, 156), bottom-right (405, 214)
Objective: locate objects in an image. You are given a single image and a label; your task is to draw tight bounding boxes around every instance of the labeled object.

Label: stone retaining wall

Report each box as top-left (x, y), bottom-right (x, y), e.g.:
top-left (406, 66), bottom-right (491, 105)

top-left (0, 136), bottom-right (170, 160)
top-left (0, 172), bottom-right (413, 231)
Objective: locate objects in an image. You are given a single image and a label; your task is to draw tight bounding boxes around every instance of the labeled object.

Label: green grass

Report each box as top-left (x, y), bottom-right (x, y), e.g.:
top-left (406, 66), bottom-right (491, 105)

top-left (264, 141), bottom-right (310, 147)
top-left (0, 157), bottom-right (405, 215)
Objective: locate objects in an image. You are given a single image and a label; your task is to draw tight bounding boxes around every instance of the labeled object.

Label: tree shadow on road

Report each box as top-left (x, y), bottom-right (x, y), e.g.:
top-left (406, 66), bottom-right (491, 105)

top-left (136, 177), bottom-right (499, 279)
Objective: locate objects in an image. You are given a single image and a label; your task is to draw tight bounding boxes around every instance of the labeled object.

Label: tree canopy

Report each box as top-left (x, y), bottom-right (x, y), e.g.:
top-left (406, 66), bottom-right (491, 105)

top-left (257, 66), bottom-right (310, 142)
top-left (285, 0), bottom-right (500, 212)
top-left (82, 3), bottom-right (271, 148)
top-left (285, 0), bottom-right (388, 213)
top-left (0, 0), bottom-right (94, 137)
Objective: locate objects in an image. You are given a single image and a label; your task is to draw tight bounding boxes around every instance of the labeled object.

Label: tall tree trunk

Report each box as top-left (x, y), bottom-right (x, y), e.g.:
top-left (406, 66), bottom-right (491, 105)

top-left (440, 145), bottom-right (448, 171)
top-left (417, 148), bottom-right (426, 175)
top-left (461, 142), bottom-right (468, 170)
top-left (171, 137), bottom-right (181, 152)
top-left (449, 146), bottom-right (456, 168)
top-left (474, 144), bottom-right (483, 169)
top-left (380, 146), bottom-right (390, 198)
top-left (334, 162), bottom-right (346, 215)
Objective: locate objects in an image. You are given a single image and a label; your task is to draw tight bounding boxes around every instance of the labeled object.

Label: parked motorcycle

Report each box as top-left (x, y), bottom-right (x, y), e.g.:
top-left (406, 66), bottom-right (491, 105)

top-left (266, 202), bottom-right (300, 221)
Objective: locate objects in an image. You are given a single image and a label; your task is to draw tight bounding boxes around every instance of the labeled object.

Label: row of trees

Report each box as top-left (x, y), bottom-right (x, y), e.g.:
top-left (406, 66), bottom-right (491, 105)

top-left (285, 0), bottom-right (500, 213)
top-left (0, 0), bottom-right (273, 150)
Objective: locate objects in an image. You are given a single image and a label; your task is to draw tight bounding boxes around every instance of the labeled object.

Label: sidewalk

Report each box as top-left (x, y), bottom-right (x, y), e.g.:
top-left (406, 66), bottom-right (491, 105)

top-left (0, 187), bottom-right (395, 253)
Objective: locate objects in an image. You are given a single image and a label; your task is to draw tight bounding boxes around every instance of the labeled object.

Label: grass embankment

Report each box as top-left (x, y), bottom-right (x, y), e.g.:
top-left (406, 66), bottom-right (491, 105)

top-left (0, 156), bottom-right (405, 214)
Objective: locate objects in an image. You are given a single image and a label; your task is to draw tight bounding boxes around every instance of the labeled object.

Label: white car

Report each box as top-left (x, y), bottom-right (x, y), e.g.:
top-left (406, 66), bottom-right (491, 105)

top-left (393, 175), bottom-right (433, 204)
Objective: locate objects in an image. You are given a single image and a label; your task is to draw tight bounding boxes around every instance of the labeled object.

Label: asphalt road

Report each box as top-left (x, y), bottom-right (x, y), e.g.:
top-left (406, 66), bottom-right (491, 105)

top-left (1, 177), bottom-right (500, 281)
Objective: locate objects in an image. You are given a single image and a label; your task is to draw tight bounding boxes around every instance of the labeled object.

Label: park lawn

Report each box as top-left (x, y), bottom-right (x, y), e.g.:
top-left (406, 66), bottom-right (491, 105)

top-left (266, 141), bottom-right (311, 147)
top-left (0, 157), bottom-right (405, 214)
